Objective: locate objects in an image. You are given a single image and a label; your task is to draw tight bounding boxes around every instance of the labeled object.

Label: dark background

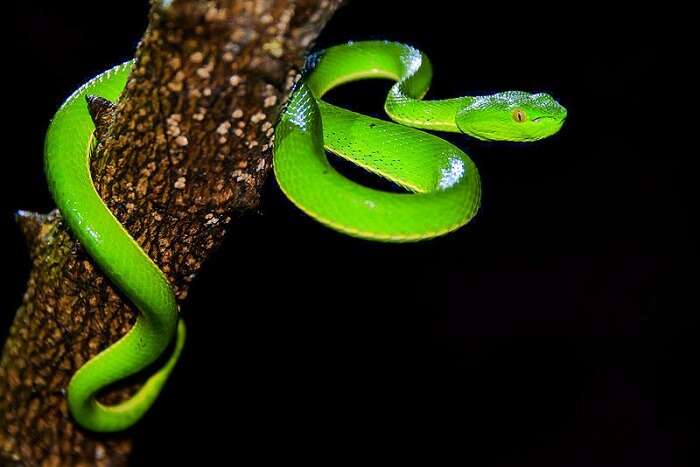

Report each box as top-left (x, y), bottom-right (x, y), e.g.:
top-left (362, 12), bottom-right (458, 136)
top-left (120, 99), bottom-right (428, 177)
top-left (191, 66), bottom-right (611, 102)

top-left (3, 2), bottom-right (696, 466)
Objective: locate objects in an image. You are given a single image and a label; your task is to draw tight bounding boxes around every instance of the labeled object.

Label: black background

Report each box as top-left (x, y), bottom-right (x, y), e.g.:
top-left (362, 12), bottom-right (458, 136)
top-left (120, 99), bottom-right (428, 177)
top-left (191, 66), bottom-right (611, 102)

top-left (3, 2), bottom-right (697, 466)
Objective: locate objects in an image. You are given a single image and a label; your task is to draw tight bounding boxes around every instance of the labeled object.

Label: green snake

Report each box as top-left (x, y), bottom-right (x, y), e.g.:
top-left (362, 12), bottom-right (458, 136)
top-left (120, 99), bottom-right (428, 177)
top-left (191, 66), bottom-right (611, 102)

top-left (44, 41), bottom-right (565, 432)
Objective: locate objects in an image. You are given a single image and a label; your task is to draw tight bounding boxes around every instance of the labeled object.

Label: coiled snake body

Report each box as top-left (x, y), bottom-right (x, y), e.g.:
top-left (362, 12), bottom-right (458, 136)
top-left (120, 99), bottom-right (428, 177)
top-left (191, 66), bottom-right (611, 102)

top-left (45, 41), bottom-right (566, 431)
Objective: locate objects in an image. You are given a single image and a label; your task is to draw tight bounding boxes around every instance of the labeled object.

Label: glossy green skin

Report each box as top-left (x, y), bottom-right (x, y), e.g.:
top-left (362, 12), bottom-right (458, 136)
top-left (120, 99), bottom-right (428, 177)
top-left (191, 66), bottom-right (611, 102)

top-left (45, 62), bottom-right (185, 432)
top-left (45, 41), bottom-right (564, 432)
top-left (274, 41), bottom-right (566, 241)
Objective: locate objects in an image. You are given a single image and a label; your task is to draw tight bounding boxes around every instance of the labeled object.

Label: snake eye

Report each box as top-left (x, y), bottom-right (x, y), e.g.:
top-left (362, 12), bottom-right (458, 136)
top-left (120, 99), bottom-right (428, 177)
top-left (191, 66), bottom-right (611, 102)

top-left (512, 108), bottom-right (527, 123)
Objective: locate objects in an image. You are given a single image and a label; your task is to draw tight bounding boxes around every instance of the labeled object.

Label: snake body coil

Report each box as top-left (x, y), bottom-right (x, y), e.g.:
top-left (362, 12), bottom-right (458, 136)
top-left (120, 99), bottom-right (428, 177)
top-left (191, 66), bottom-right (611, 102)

top-left (45, 41), bottom-right (565, 432)
top-left (274, 41), bottom-right (566, 240)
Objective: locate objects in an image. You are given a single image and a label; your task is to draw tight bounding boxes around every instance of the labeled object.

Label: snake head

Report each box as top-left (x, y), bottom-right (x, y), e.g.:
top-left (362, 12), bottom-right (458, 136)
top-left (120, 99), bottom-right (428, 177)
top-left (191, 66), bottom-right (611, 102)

top-left (455, 91), bottom-right (567, 142)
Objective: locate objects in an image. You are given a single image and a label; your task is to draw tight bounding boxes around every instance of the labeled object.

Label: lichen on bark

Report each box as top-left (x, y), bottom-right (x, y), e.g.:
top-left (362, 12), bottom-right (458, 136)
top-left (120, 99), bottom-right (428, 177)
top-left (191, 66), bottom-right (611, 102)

top-left (0, 0), bottom-right (344, 465)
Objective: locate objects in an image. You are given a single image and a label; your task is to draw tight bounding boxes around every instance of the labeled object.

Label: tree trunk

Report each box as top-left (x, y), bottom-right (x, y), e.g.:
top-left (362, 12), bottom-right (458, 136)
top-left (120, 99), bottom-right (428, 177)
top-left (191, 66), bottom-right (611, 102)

top-left (0, 0), bottom-right (343, 465)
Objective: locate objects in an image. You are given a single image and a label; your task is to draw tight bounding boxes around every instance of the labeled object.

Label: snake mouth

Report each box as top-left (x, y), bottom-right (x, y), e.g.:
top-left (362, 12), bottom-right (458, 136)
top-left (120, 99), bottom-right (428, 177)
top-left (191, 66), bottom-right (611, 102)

top-left (532, 116), bottom-right (558, 123)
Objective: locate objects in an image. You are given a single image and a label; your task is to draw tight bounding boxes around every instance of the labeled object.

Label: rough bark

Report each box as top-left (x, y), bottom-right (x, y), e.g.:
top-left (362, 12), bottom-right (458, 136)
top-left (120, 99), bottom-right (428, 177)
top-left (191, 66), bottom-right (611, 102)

top-left (0, 0), bottom-right (343, 465)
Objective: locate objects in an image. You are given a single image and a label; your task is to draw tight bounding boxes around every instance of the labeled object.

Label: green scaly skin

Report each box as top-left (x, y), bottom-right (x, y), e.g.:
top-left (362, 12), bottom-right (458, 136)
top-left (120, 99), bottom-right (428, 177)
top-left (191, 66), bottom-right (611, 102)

top-left (44, 41), bottom-right (565, 432)
top-left (274, 41), bottom-right (566, 240)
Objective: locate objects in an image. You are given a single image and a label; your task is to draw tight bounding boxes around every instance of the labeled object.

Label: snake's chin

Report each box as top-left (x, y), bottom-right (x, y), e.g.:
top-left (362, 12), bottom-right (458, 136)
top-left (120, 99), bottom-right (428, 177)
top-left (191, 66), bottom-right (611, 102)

top-left (457, 117), bottom-right (566, 142)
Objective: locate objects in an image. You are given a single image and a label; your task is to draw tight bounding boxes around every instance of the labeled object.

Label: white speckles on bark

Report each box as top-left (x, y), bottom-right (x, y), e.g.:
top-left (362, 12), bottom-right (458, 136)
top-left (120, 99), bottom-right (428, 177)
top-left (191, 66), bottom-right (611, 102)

top-left (250, 111), bottom-right (266, 123)
top-left (174, 177), bottom-right (187, 189)
top-left (264, 95), bottom-right (278, 107)
top-left (229, 74), bottom-right (242, 87)
top-left (263, 40), bottom-right (284, 58)
top-left (217, 121), bottom-right (232, 135)
top-left (189, 51), bottom-right (204, 64)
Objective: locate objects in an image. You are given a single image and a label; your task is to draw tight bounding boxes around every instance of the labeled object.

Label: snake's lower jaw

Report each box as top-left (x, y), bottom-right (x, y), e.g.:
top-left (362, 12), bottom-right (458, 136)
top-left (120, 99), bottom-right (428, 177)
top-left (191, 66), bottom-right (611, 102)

top-left (536, 117), bottom-right (567, 140)
top-left (482, 118), bottom-right (566, 142)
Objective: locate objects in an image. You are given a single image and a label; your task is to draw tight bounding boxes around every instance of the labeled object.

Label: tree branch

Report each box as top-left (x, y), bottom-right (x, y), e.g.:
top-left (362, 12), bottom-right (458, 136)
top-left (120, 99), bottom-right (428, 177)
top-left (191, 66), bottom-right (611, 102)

top-left (0, 0), bottom-right (344, 465)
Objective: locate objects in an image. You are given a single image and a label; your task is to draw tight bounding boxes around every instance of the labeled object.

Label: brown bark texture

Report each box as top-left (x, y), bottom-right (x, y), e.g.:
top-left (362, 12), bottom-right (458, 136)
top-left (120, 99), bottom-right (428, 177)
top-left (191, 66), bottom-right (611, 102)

top-left (0, 0), bottom-right (343, 465)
